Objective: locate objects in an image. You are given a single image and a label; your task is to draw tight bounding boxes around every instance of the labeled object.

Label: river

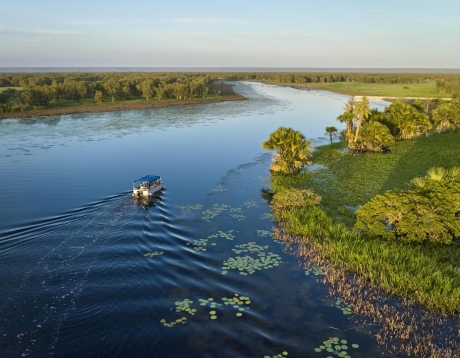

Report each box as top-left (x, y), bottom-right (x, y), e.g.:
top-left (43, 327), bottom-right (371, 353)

top-left (0, 82), bottom-right (391, 357)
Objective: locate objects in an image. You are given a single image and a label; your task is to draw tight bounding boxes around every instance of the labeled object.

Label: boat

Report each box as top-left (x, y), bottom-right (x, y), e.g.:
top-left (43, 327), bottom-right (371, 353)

top-left (133, 175), bottom-right (163, 197)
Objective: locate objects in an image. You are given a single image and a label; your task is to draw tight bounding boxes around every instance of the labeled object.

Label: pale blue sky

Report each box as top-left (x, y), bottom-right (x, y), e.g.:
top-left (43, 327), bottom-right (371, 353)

top-left (1, 0), bottom-right (459, 68)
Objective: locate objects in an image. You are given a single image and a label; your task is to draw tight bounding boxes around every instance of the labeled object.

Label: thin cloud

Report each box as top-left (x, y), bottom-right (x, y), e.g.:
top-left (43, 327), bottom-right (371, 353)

top-left (32, 29), bottom-right (82, 36)
top-left (166, 18), bottom-right (247, 25)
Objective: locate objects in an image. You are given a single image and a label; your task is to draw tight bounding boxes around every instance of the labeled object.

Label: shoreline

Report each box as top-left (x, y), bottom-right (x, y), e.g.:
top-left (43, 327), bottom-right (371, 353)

top-left (249, 80), bottom-right (451, 102)
top-left (0, 83), bottom-right (246, 120)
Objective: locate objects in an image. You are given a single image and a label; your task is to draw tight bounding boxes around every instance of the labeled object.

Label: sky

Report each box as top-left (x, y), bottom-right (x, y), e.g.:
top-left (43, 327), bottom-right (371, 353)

top-left (0, 0), bottom-right (459, 68)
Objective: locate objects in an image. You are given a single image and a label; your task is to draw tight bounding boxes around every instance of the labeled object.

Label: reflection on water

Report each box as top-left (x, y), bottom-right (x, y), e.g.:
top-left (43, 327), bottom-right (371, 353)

top-left (0, 83), bottom-right (395, 357)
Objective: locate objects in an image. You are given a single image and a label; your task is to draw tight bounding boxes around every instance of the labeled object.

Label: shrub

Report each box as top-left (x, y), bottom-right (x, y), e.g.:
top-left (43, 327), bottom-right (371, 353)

top-left (271, 188), bottom-right (321, 216)
top-left (355, 168), bottom-right (460, 244)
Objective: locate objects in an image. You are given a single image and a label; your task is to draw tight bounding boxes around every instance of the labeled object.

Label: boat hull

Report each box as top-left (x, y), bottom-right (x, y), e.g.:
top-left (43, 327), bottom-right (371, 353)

top-left (133, 183), bottom-right (163, 197)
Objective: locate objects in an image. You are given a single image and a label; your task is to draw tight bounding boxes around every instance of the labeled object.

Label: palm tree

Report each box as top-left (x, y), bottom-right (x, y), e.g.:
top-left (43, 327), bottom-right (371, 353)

top-left (353, 96), bottom-right (371, 143)
top-left (262, 127), bottom-right (313, 174)
top-left (411, 167), bottom-right (460, 188)
top-left (386, 101), bottom-right (431, 139)
top-left (336, 110), bottom-right (355, 147)
top-left (358, 121), bottom-right (393, 152)
top-left (324, 126), bottom-right (338, 144)
top-left (432, 103), bottom-right (459, 133)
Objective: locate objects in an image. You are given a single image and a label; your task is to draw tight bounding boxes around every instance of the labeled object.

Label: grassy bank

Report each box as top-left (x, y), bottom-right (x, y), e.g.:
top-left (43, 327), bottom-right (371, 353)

top-left (304, 81), bottom-right (451, 99)
top-left (272, 132), bottom-right (460, 314)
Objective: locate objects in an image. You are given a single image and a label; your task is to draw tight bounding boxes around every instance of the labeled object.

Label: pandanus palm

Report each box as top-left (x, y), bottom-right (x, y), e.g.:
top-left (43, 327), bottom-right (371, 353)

top-left (387, 101), bottom-right (431, 139)
top-left (353, 96), bottom-right (371, 143)
top-left (358, 121), bottom-right (393, 152)
top-left (432, 103), bottom-right (459, 133)
top-left (324, 126), bottom-right (338, 145)
top-left (262, 127), bottom-right (312, 174)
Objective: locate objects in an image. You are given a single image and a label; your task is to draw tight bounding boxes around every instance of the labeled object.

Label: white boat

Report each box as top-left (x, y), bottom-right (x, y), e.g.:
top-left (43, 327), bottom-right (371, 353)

top-left (133, 175), bottom-right (163, 197)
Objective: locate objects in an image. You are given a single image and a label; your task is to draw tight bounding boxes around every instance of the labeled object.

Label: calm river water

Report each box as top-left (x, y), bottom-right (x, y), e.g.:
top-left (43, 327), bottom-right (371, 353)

top-left (0, 83), bottom-right (391, 357)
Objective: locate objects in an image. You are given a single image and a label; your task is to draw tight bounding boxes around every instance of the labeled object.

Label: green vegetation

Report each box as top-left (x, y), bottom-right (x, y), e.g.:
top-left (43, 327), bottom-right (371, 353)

top-left (324, 126), bottom-right (338, 144)
top-left (356, 167), bottom-right (460, 244)
top-left (270, 131), bottom-right (460, 314)
top-left (305, 81), bottom-right (452, 98)
top-left (0, 72), bottom-right (219, 114)
top-left (1, 71), bottom-right (459, 116)
top-left (262, 127), bottom-right (313, 173)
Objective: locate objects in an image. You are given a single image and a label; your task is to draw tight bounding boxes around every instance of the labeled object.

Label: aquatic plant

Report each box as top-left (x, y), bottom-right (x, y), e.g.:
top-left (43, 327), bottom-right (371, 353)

top-left (201, 204), bottom-right (231, 221)
top-left (313, 337), bottom-right (359, 357)
top-left (222, 242), bottom-right (282, 275)
top-left (304, 266), bottom-right (323, 276)
top-left (186, 230), bottom-right (236, 251)
top-left (144, 251), bottom-right (164, 257)
top-left (263, 351), bottom-right (288, 358)
top-left (175, 204), bottom-right (203, 210)
top-left (333, 298), bottom-right (352, 315)
top-left (229, 207), bottom-right (246, 221)
top-left (160, 293), bottom-right (252, 327)
top-left (260, 212), bottom-right (273, 220)
top-left (278, 229), bottom-right (460, 357)
top-left (211, 184), bottom-right (228, 192)
top-left (243, 201), bottom-right (259, 208)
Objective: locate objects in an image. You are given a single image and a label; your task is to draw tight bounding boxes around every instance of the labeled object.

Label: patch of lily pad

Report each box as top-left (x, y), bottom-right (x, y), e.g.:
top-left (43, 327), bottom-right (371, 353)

top-left (260, 212), bottom-right (273, 220)
top-left (243, 201), bottom-right (259, 208)
top-left (175, 204), bottom-right (203, 210)
top-left (313, 337), bottom-right (359, 357)
top-left (229, 207), bottom-right (246, 221)
top-left (334, 298), bottom-right (352, 315)
top-left (160, 293), bottom-right (252, 327)
top-left (201, 204), bottom-right (231, 221)
top-left (263, 352), bottom-right (288, 358)
top-left (305, 266), bottom-right (323, 276)
top-left (222, 242), bottom-right (282, 275)
top-left (144, 251), bottom-right (164, 257)
top-left (187, 230), bottom-right (236, 251)
top-left (212, 184), bottom-right (228, 192)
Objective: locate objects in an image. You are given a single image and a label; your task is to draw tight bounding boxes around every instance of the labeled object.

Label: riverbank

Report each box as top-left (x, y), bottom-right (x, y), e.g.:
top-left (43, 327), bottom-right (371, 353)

top-left (270, 132), bottom-right (460, 315)
top-left (253, 80), bottom-right (452, 100)
top-left (0, 83), bottom-right (246, 120)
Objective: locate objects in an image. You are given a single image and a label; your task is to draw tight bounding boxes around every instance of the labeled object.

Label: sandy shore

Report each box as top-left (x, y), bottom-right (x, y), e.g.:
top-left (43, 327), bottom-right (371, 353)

top-left (0, 83), bottom-right (246, 120)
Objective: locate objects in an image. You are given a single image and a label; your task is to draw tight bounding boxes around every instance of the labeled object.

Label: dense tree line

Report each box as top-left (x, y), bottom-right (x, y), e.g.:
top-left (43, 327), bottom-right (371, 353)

top-left (212, 72), bottom-right (460, 86)
top-left (1, 71), bottom-right (460, 114)
top-left (0, 73), bottom-right (215, 113)
top-left (336, 96), bottom-right (460, 152)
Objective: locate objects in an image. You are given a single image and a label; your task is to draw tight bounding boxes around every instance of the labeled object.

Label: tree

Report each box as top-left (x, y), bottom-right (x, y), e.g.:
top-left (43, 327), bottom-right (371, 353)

top-left (94, 90), bottom-right (104, 103)
top-left (262, 127), bottom-right (313, 174)
top-left (103, 79), bottom-right (121, 103)
top-left (353, 96), bottom-right (371, 143)
top-left (432, 102), bottom-right (459, 133)
top-left (358, 121), bottom-right (393, 152)
top-left (386, 101), bottom-right (431, 139)
top-left (355, 167), bottom-right (460, 244)
top-left (324, 126), bottom-right (338, 145)
top-left (336, 110), bottom-right (355, 146)
top-left (139, 80), bottom-right (155, 101)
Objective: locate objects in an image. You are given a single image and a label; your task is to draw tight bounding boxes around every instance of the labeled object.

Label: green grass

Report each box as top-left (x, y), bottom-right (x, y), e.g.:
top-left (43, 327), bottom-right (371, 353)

top-left (272, 132), bottom-right (460, 314)
top-left (0, 87), bottom-right (22, 92)
top-left (307, 81), bottom-right (451, 99)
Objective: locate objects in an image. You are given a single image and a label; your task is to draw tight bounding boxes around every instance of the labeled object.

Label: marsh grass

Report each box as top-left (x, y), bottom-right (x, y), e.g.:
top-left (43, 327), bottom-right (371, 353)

top-left (305, 81), bottom-right (451, 99)
top-left (272, 132), bottom-right (460, 314)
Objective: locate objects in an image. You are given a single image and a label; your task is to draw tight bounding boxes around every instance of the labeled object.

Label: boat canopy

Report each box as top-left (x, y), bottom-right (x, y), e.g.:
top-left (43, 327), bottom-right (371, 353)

top-left (134, 175), bottom-right (160, 183)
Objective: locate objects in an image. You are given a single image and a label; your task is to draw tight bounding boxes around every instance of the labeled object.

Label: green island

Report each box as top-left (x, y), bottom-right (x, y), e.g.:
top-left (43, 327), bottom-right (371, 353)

top-left (263, 96), bottom-right (460, 315)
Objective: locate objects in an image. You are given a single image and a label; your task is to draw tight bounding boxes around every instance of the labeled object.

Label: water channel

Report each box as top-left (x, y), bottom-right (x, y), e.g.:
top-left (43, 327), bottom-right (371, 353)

top-left (0, 82), bottom-right (391, 357)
